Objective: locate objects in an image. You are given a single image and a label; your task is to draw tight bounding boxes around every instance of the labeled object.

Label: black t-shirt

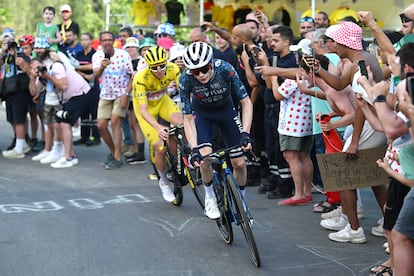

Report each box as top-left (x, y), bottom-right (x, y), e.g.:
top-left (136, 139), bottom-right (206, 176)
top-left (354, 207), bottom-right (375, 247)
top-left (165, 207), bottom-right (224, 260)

top-left (261, 51), bottom-right (298, 105)
top-left (165, 0), bottom-right (184, 25)
top-left (58, 21), bottom-right (80, 37)
top-left (75, 48), bottom-right (96, 75)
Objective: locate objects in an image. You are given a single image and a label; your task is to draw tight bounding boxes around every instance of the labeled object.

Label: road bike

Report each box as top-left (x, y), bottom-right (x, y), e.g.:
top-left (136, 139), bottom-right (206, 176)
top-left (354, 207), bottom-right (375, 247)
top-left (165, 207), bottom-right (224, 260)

top-left (204, 147), bottom-right (261, 267)
top-left (160, 125), bottom-right (205, 208)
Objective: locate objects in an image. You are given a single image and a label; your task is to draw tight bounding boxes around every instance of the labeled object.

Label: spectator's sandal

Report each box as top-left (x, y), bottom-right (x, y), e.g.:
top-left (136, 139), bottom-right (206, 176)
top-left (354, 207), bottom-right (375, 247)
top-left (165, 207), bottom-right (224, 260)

top-left (370, 264), bottom-right (393, 276)
top-left (312, 201), bottom-right (339, 213)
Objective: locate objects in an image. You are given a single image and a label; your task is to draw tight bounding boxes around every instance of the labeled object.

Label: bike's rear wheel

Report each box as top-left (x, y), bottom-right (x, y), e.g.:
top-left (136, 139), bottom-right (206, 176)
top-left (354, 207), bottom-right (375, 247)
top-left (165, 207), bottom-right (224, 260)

top-left (226, 174), bottom-right (261, 267)
top-left (214, 179), bottom-right (233, 244)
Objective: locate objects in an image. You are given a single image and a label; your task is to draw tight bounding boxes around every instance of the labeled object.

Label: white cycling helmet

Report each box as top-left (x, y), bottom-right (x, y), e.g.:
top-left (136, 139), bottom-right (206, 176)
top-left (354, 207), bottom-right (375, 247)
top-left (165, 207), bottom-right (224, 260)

top-left (183, 42), bottom-right (213, 69)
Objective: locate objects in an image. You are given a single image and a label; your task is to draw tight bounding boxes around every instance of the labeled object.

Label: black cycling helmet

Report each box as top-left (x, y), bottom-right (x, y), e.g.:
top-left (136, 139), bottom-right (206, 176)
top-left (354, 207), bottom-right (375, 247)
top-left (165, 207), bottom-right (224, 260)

top-left (182, 42), bottom-right (213, 70)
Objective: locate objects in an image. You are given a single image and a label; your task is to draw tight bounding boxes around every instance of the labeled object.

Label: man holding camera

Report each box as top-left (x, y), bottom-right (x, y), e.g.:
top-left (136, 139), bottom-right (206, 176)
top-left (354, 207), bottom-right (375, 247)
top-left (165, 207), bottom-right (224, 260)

top-left (1, 39), bottom-right (32, 159)
top-left (29, 37), bottom-right (90, 168)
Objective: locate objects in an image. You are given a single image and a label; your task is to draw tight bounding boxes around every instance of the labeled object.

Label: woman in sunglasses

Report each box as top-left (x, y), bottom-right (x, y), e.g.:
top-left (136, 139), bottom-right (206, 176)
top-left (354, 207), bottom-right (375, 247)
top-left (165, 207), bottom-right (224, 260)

top-left (179, 42), bottom-right (253, 219)
top-left (132, 45), bottom-right (183, 203)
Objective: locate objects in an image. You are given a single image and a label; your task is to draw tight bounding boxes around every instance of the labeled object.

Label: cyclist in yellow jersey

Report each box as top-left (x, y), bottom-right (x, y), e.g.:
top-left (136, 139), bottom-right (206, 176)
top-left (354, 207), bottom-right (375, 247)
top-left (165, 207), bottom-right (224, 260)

top-left (132, 46), bottom-right (183, 202)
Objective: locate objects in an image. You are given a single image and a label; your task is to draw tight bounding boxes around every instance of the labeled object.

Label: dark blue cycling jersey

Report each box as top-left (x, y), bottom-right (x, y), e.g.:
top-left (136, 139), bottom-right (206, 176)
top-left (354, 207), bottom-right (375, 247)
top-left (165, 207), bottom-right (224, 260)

top-left (178, 59), bottom-right (248, 115)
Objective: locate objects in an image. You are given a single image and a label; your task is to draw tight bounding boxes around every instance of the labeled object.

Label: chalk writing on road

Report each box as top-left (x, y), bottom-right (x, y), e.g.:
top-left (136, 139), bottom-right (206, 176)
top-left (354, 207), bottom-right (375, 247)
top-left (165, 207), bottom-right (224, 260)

top-left (0, 194), bottom-right (151, 213)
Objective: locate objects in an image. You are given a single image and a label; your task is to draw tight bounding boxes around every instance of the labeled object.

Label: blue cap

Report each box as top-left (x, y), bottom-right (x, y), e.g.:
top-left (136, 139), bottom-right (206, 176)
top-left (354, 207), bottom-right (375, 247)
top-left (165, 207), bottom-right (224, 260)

top-left (155, 23), bottom-right (175, 37)
top-left (1, 28), bottom-right (15, 40)
top-left (34, 36), bottom-right (50, 49)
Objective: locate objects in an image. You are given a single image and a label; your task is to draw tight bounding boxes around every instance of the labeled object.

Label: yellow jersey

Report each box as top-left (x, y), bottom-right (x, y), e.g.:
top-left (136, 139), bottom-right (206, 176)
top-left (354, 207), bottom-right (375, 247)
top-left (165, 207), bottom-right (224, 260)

top-left (132, 62), bottom-right (181, 106)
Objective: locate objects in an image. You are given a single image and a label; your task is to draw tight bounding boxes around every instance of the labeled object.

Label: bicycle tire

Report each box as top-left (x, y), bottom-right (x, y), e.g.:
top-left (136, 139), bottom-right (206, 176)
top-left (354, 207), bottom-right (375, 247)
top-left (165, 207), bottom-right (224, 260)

top-left (226, 174), bottom-right (261, 267)
top-left (186, 166), bottom-right (205, 209)
top-left (165, 154), bottom-right (184, 207)
top-left (214, 178), bottom-right (233, 244)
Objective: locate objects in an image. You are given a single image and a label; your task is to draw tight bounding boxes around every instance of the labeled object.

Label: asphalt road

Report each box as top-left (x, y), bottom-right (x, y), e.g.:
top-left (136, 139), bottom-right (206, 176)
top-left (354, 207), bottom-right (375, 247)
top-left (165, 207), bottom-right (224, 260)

top-left (0, 105), bottom-right (388, 276)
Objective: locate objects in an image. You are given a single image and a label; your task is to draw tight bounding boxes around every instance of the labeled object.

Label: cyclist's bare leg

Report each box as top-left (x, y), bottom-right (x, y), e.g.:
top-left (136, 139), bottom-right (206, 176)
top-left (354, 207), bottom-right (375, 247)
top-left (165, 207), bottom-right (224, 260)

top-left (231, 156), bottom-right (247, 187)
top-left (154, 139), bottom-right (167, 172)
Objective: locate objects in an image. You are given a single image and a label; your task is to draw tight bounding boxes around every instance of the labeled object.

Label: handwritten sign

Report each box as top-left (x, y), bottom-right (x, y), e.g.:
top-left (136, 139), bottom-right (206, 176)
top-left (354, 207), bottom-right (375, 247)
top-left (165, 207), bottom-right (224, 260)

top-left (316, 147), bottom-right (389, 192)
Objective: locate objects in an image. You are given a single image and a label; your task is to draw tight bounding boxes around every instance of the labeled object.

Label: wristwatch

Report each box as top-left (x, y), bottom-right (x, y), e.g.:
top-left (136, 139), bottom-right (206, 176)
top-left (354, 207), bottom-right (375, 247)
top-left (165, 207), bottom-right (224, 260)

top-left (373, 95), bottom-right (386, 105)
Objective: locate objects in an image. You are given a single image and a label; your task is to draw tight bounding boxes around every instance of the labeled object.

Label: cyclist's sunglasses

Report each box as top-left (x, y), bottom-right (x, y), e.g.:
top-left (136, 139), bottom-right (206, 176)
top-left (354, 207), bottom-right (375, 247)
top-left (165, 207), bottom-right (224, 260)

top-left (190, 64), bottom-right (211, 76)
top-left (400, 13), bottom-right (414, 23)
top-left (150, 63), bottom-right (167, 72)
top-left (300, 17), bottom-right (314, 23)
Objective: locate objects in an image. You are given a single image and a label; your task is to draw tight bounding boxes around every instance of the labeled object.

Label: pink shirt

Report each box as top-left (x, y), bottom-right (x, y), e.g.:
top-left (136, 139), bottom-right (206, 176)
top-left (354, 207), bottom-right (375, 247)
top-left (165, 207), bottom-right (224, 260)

top-left (51, 62), bottom-right (90, 103)
top-left (278, 79), bottom-right (313, 137)
top-left (92, 48), bottom-right (133, 100)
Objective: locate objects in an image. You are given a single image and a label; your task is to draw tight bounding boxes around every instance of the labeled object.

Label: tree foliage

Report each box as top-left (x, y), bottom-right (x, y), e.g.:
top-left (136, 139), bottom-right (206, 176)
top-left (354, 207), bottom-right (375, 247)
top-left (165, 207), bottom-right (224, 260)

top-left (0, 0), bottom-right (135, 39)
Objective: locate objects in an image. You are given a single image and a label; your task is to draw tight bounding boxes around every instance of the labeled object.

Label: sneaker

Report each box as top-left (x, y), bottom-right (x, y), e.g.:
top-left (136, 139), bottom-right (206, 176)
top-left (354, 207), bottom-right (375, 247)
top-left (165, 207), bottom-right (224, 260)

top-left (159, 180), bottom-right (175, 202)
top-left (105, 158), bottom-right (122, 170)
top-left (51, 157), bottom-right (74, 168)
top-left (71, 156), bottom-right (79, 165)
top-left (320, 214), bottom-right (348, 231)
top-left (2, 149), bottom-right (25, 159)
top-left (32, 140), bottom-right (45, 152)
top-left (101, 153), bottom-right (115, 167)
top-left (257, 183), bottom-right (276, 194)
top-left (321, 206), bottom-right (343, 219)
top-left (40, 151), bottom-right (61, 164)
top-left (371, 224), bottom-right (386, 237)
top-left (32, 150), bottom-right (50, 161)
top-left (29, 138), bottom-right (38, 149)
top-left (148, 173), bottom-right (158, 180)
top-left (74, 138), bottom-right (87, 145)
top-left (266, 189), bottom-right (292, 199)
top-left (204, 197), bottom-right (221, 219)
top-left (328, 223), bottom-right (367, 243)
top-left (85, 138), bottom-right (101, 147)
top-left (21, 145), bottom-right (31, 154)
top-left (126, 152), bottom-right (147, 164)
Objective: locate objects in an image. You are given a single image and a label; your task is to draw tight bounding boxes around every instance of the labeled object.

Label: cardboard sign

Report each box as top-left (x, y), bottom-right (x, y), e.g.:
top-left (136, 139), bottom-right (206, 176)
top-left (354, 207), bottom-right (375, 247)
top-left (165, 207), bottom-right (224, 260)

top-left (316, 147), bottom-right (389, 192)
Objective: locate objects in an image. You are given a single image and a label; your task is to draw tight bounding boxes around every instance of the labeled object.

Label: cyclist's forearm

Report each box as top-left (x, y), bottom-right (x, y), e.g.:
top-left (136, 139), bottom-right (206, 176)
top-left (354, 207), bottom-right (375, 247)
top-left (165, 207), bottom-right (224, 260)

top-left (183, 114), bottom-right (198, 148)
top-left (240, 97), bottom-right (253, 133)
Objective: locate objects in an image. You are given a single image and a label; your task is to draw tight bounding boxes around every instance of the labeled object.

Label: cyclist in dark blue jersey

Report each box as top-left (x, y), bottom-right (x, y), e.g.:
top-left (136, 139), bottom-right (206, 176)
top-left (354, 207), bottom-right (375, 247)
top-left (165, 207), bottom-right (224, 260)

top-left (179, 42), bottom-right (253, 219)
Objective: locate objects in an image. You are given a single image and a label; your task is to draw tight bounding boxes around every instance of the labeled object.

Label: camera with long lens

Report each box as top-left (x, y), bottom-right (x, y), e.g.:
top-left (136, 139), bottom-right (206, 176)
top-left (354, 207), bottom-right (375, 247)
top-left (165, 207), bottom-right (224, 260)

top-left (55, 109), bottom-right (71, 120)
top-left (37, 66), bottom-right (48, 74)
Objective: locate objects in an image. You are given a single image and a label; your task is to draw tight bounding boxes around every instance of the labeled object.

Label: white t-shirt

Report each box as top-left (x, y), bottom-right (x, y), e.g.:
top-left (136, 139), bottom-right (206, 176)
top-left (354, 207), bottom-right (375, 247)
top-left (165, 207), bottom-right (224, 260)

top-left (278, 79), bottom-right (313, 137)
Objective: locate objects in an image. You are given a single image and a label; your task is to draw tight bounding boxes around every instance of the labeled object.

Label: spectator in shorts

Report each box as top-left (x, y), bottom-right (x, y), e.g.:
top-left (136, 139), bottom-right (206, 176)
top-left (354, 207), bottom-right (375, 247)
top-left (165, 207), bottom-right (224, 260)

top-left (92, 31), bottom-right (133, 170)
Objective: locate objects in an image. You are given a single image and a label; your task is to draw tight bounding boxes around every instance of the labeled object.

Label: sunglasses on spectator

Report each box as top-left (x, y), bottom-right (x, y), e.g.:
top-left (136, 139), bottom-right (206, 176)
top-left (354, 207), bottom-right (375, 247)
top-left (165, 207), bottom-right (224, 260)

top-left (190, 64), bottom-right (212, 76)
top-left (150, 63), bottom-right (167, 72)
top-left (400, 13), bottom-right (414, 23)
top-left (300, 17), bottom-right (314, 23)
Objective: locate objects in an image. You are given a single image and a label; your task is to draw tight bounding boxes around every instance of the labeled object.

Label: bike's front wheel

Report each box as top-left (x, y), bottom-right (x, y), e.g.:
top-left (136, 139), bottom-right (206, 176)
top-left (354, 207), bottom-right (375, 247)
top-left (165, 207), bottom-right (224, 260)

top-left (214, 179), bottom-right (233, 244)
top-left (186, 166), bottom-right (205, 209)
top-left (166, 169), bottom-right (183, 207)
top-left (226, 174), bottom-right (261, 267)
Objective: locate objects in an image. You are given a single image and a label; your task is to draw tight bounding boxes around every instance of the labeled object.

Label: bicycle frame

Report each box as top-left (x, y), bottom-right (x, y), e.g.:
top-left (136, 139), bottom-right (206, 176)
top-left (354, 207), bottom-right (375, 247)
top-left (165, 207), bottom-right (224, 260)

top-left (162, 126), bottom-right (205, 208)
top-left (211, 154), bottom-right (253, 226)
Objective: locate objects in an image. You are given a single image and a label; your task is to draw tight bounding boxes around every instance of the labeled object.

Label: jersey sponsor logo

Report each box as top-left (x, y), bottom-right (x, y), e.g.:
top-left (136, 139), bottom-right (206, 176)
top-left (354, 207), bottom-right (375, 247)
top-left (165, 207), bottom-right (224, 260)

top-left (147, 89), bottom-right (166, 101)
